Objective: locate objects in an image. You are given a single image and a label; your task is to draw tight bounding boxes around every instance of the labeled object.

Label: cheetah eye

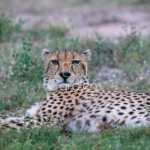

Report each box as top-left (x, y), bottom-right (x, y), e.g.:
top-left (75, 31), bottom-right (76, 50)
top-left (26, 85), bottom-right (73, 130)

top-left (51, 60), bottom-right (59, 65)
top-left (72, 60), bottom-right (80, 65)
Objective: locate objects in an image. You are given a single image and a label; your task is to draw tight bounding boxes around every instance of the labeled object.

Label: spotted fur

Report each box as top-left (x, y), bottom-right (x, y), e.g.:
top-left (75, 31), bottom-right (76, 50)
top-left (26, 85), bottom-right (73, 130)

top-left (1, 85), bottom-right (150, 133)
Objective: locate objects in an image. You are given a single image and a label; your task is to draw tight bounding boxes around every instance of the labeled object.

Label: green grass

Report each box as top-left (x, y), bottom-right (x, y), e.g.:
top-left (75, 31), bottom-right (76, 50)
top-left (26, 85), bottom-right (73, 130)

top-left (1, 126), bottom-right (150, 149)
top-left (1, 13), bottom-right (150, 149)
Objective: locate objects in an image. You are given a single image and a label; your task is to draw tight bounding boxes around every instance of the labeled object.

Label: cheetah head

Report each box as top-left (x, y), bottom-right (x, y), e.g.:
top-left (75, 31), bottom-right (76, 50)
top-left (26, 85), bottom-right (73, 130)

top-left (41, 49), bottom-right (91, 94)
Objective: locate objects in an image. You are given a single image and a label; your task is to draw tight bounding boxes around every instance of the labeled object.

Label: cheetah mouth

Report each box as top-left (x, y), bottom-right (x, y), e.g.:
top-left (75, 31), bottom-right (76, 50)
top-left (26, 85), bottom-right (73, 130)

top-left (58, 79), bottom-right (73, 84)
top-left (58, 82), bottom-right (73, 89)
top-left (59, 81), bottom-right (71, 84)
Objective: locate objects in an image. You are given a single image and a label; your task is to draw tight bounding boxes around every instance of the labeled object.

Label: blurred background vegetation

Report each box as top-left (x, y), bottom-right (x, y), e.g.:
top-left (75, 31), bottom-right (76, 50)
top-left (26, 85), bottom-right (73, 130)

top-left (0, 0), bottom-right (150, 149)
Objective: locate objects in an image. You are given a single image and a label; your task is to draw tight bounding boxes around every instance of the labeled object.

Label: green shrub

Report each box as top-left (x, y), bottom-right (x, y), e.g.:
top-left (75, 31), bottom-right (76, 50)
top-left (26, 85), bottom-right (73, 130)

top-left (78, 0), bottom-right (91, 3)
top-left (48, 24), bottom-right (69, 38)
top-left (24, 24), bottom-right (68, 41)
top-left (115, 25), bottom-right (150, 81)
top-left (11, 38), bottom-right (43, 81)
top-left (0, 13), bottom-right (21, 42)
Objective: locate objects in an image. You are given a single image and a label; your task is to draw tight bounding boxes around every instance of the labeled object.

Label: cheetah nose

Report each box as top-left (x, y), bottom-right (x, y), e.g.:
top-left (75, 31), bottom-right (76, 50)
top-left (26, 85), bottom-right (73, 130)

top-left (59, 72), bottom-right (71, 80)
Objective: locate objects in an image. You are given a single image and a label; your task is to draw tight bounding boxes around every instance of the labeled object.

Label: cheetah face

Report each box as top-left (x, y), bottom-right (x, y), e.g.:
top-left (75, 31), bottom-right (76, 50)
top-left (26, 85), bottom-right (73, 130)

top-left (41, 49), bottom-right (91, 93)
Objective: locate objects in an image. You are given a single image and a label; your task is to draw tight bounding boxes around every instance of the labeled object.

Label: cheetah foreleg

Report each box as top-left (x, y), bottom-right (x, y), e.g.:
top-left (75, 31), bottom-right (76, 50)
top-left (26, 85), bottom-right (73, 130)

top-left (0, 102), bottom-right (42, 124)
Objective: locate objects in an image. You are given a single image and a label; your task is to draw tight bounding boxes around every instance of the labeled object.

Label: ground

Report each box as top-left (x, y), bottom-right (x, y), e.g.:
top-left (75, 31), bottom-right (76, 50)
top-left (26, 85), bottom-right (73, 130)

top-left (0, 0), bottom-right (150, 149)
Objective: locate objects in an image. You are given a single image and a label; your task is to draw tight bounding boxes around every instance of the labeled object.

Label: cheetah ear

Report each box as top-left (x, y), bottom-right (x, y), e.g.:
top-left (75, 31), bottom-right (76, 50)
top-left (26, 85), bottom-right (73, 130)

top-left (41, 49), bottom-right (51, 60)
top-left (81, 49), bottom-right (91, 61)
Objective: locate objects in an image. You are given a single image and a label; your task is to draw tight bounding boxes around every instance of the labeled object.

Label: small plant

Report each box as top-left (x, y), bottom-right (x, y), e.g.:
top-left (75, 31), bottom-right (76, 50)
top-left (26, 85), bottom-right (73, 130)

top-left (115, 24), bottom-right (150, 81)
top-left (25, 24), bottom-right (68, 41)
top-left (11, 38), bottom-right (43, 81)
top-left (48, 24), bottom-right (69, 38)
top-left (137, 0), bottom-right (150, 3)
top-left (78, 0), bottom-right (91, 3)
top-left (0, 13), bottom-right (21, 42)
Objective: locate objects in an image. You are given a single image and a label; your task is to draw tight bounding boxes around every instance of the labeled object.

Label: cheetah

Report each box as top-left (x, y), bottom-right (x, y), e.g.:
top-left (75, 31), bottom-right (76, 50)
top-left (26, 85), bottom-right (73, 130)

top-left (0, 49), bottom-right (90, 124)
top-left (1, 49), bottom-right (150, 134)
